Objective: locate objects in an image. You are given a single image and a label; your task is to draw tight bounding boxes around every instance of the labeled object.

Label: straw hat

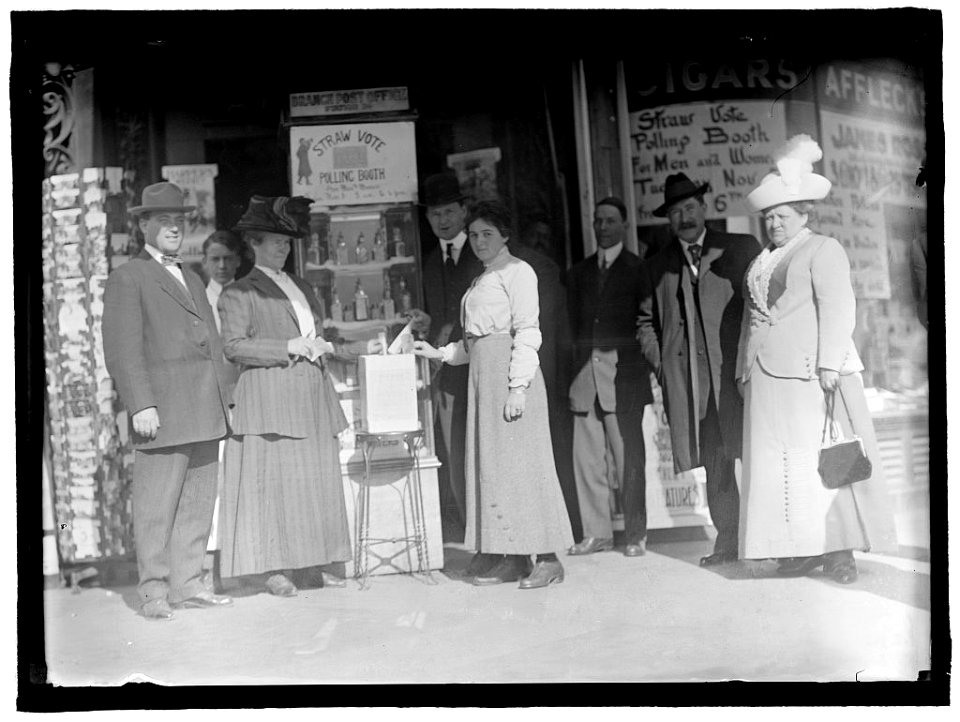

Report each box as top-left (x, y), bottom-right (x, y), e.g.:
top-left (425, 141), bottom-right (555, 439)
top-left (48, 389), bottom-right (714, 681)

top-left (746, 135), bottom-right (832, 212)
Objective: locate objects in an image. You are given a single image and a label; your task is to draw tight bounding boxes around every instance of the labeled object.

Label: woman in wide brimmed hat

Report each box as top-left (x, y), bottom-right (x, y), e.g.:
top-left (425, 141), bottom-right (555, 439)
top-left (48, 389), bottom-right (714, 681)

top-left (217, 195), bottom-right (376, 596)
top-left (736, 136), bottom-right (897, 584)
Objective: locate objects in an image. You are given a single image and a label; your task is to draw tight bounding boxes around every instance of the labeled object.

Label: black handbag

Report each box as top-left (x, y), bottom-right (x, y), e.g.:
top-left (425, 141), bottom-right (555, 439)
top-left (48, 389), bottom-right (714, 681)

top-left (818, 389), bottom-right (872, 489)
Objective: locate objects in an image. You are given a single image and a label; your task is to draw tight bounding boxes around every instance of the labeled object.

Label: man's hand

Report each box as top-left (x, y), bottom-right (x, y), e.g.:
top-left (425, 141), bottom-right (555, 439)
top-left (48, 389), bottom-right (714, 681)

top-left (132, 407), bottom-right (160, 439)
top-left (504, 389), bottom-right (526, 422)
top-left (819, 368), bottom-right (840, 393)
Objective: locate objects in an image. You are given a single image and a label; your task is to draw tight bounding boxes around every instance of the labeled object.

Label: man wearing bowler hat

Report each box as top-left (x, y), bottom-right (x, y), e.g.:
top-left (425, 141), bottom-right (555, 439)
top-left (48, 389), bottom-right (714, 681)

top-left (102, 182), bottom-right (234, 619)
top-left (636, 174), bottom-right (760, 566)
top-left (419, 172), bottom-right (484, 545)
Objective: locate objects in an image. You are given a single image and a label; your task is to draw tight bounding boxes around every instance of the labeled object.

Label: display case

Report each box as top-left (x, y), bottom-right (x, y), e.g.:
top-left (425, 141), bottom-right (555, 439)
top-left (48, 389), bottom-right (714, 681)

top-left (287, 114), bottom-right (443, 576)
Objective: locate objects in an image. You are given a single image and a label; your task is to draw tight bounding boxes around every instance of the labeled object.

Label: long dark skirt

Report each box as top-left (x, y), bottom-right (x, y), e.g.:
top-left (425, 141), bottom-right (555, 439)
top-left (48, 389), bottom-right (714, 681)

top-left (464, 334), bottom-right (574, 555)
top-left (219, 387), bottom-right (351, 577)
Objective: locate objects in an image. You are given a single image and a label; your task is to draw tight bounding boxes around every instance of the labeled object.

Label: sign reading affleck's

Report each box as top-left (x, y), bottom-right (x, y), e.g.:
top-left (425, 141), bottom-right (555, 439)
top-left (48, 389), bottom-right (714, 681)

top-left (290, 121), bottom-right (418, 207)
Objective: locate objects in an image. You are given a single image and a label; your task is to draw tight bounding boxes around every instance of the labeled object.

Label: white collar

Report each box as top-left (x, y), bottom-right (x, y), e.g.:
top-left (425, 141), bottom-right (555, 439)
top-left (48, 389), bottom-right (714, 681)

top-left (598, 241), bottom-right (624, 266)
top-left (681, 229), bottom-right (707, 250)
top-left (206, 279), bottom-right (224, 295)
top-left (441, 231), bottom-right (467, 252)
top-left (144, 243), bottom-right (174, 263)
top-left (256, 264), bottom-right (287, 280)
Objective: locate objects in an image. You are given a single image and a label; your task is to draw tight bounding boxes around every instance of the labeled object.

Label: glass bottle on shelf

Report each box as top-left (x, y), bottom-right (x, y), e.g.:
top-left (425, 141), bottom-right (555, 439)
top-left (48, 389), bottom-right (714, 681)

top-left (381, 271), bottom-right (396, 320)
top-left (397, 275), bottom-right (412, 313)
top-left (355, 232), bottom-right (369, 265)
top-left (354, 279), bottom-right (369, 321)
top-left (307, 232), bottom-right (321, 266)
top-left (330, 286), bottom-right (343, 322)
top-left (311, 282), bottom-right (326, 320)
top-left (372, 221), bottom-right (387, 262)
top-left (392, 226), bottom-right (406, 258)
top-left (335, 232), bottom-right (349, 265)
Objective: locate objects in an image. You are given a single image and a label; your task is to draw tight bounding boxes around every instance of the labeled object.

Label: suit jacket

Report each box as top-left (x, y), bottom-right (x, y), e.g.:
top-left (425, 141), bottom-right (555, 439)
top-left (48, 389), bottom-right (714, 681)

top-left (737, 232), bottom-right (864, 382)
top-left (637, 230), bottom-right (759, 471)
top-left (567, 248), bottom-right (653, 414)
top-left (421, 239), bottom-right (485, 395)
top-left (218, 266), bottom-right (358, 439)
top-left (102, 249), bottom-right (231, 450)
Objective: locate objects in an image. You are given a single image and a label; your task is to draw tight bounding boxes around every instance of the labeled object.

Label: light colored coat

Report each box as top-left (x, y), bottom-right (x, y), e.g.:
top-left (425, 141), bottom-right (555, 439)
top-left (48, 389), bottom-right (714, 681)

top-left (737, 233), bottom-right (864, 382)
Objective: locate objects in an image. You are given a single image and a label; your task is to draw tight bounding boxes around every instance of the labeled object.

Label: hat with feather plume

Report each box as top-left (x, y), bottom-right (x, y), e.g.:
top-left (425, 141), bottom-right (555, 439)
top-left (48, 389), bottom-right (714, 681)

top-left (746, 134), bottom-right (832, 212)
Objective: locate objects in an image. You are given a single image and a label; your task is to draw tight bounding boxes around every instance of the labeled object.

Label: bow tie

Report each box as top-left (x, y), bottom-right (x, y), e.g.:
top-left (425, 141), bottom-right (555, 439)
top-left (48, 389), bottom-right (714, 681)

top-left (160, 253), bottom-right (183, 266)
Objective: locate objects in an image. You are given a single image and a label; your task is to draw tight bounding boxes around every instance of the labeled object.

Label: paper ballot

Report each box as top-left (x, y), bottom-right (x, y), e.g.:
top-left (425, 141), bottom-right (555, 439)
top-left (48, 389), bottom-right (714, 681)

top-left (387, 321), bottom-right (415, 355)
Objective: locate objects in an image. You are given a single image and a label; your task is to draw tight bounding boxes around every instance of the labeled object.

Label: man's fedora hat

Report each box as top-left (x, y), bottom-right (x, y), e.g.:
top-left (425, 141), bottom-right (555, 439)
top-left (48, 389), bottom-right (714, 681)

top-left (419, 172), bottom-right (467, 208)
top-left (652, 173), bottom-right (711, 217)
top-left (234, 195), bottom-right (313, 237)
top-left (128, 182), bottom-right (196, 216)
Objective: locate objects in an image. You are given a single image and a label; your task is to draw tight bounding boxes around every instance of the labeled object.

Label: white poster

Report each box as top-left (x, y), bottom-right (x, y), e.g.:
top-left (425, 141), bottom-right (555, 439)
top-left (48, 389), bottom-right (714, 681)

top-left (290, 121), bottom-right (418, 206)
top-left (631, 100), bottom-right (788, 222)
top-left (818, 110), bottom-right (925, 300)
top-left (160, 164), bottom-right (218, 264)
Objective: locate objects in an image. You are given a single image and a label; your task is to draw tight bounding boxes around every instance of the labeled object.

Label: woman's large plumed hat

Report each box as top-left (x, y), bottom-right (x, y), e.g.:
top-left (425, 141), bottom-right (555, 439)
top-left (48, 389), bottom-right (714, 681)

top-left (746, 134), bottom-right (832, 212)
top-left (234, 195), bottom-right (313, 237)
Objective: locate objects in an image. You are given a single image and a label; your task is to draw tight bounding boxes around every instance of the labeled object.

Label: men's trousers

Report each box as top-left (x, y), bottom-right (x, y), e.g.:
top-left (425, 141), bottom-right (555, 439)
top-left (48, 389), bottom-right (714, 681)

top-left (433, 382), bottom-right (468, 534)
top-left (133, 440), bottom-right (219, 604)
top-left (572, 397), bottom-right (647, 544)
top-left (699, 398), bottom-right (740, 556)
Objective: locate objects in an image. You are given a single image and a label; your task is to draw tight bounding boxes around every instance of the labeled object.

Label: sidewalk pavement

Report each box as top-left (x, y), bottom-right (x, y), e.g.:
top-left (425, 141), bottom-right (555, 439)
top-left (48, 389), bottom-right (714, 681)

top-left (42, 533), bottom-right (931, 686)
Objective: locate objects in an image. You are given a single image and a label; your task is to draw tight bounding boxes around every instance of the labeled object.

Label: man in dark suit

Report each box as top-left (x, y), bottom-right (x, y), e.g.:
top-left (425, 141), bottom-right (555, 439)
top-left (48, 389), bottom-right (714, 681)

top-left (419, 172), bottom-right (484, 542)
top-left (102, 182), bottom-right (234, 619)
top-left (637, 174), bottom-right (760, 566)
top-left (567, 197), bottom-right (653, 558)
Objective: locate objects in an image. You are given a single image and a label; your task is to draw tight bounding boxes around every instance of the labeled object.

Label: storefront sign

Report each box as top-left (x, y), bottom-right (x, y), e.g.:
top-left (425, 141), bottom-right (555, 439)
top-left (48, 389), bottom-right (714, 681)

top-left (630, 100), bottom-right (788, 222)
top-left (290, 86), bottom-right (409, 118)
top-left (818, 61), bottom-right (925, 128)
top-left (160, 164), bottom-right (218, 264)
top-left (817, 110), bottom-right (925, 299)
top-left (290, 122), bottom-right (418, 206)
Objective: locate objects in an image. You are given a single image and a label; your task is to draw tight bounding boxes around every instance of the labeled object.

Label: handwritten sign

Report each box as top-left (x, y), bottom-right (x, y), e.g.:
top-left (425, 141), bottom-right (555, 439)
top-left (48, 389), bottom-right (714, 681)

top-left (817, 110), bottom-right (925, 300)
top-left (160, 164), bottom-right (218, 264)
top-left (290, 122), bottom-right (418, 207)
top-left (290, 86), bottom-right (409, 118)
top-left (630, 101), bottom-right (787, 222)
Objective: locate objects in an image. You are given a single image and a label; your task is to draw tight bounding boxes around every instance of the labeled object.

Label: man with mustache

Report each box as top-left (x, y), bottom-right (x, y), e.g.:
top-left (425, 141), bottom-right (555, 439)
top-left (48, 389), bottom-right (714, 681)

top-left (636, 174), bottom-right (760, 566)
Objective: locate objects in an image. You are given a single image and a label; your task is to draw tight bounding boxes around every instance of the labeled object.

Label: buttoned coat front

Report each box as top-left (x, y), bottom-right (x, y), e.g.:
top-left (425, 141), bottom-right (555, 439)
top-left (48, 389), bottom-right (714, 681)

top-left (102, 249), bottom-right (232, 450)
top-left (637, 230), bottom-right (760, 472)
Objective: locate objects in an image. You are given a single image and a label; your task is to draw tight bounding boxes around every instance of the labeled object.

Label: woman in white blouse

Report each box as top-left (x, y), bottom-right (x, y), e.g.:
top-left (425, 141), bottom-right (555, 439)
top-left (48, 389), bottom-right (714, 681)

top-left (414, 200), bottom-right (573, 589)
top-left (736, 136), bottom-right (896, 584)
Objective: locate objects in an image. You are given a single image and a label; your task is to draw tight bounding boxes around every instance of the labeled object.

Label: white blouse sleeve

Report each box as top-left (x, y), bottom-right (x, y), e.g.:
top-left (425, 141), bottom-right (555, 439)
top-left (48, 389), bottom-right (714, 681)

top-left (439, 340), bottom-right (469, 366)
top-left (505, 262), bottom-right (542, 388)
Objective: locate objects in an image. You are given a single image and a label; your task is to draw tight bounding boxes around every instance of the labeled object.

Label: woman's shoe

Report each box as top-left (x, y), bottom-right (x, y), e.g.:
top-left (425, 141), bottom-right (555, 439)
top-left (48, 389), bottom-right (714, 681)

top-left (823, 551), bottom-right (859, 584)
top-left (518, 560), bottom-right (564, 589)
top-left (473, 555), bottom-right (529, 586)
top-left (265, 573), bottom-right (298, 597)
top-left (320, 571), bottom-right (346, 588)
top-left (776, 555), bottom-right (826, 576)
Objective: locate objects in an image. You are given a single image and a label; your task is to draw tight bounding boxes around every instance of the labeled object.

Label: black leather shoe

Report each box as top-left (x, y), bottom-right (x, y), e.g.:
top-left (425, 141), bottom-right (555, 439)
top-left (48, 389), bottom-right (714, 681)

top-left (465, 552), bottom-right (502, 577)
top-left (567, 537), bottom-right (614, 555)
top-left (265, 574), bottom-right (298, 597)
top-left (699, 551), bottom-right (738, 567)
top-left (140, 598), bottom-right (174, 621)
top-left (624, 539), bottom-right (647, 557)
top-left (172, 590), bottom-right (234, 609)
top-left (518, 560), bottom-right (564, 589)
top-left (473, 556), bottom-right (530, 586)
top-left (823, 551), bottom-right (859, 584)
top-left (776, 555), bottom-right (826, 576)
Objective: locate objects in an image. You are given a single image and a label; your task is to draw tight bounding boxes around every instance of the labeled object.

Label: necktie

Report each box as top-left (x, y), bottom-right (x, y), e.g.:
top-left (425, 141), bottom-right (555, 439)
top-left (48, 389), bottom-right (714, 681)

top-left (688, 244), bottom-right (701, 270)
top-left (444, 243), bottom-right (455, 272)
top-left (161, 253), bottom-right (183, 266)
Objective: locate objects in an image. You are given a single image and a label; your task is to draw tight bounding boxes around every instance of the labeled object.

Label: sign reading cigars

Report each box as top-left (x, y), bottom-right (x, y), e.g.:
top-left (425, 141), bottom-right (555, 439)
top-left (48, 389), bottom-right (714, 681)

top-left (630, 100), bottom-right (788, 222)
top-left (290, 121), bottom-right (418, 206)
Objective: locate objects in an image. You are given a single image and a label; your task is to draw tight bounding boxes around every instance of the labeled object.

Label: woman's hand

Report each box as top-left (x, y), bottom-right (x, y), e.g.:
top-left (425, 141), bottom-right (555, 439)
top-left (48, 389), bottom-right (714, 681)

top-left (287, 336), bottom-right (314, 359)
top-left (310, 338), bottom-right (335, 359)
top-left (504, 388), bottom-right (526, 422)
top-left (737, 378), bottom-right (746, 398)
top-left (819, 368), bottom-right (840, 393)
top-left (365, 337), bottom-right (384, 355)
top-left (132, 407), bottom-right (160, 439)
top-left (412, 340), bottom-right (442, 360)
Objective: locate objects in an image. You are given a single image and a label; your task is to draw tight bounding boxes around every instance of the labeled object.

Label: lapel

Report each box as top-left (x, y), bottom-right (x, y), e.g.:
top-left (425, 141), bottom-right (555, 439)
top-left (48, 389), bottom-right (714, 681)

top-left (583, 252), bottom-right (603, 301)
top-left (675, 241), bottom-right (702, 432)
top-left (140, 249), bottom-right (200, 317)
top-left (248, 267), bottom-right (301, 332)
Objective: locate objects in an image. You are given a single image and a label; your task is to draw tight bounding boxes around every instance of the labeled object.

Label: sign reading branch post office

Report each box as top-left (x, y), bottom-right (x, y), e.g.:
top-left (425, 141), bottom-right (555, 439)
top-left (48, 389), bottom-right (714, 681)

top-left (290, 121), bottom-right (418, 207)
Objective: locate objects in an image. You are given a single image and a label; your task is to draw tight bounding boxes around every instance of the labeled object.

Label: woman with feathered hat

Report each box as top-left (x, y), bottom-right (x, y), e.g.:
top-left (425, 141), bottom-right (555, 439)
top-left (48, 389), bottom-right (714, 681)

top-left (736, 136), bottom-right (897, 584)
top-left (217, 196), bottom-right (375, 597)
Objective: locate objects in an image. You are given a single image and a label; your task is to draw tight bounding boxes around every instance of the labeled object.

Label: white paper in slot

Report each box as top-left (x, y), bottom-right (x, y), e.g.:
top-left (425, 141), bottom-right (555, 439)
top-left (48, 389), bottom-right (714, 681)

top-left (387, 321), bottom-right (415, 355)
